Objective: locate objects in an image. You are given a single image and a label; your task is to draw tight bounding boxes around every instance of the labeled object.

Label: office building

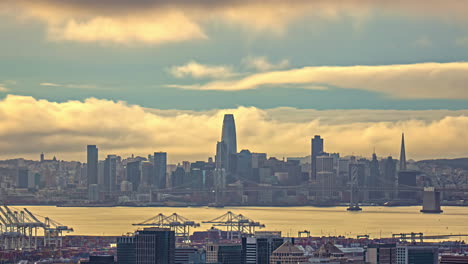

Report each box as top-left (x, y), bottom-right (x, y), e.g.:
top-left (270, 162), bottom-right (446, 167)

top-left (206, 244), bottom-right (242, 264)
top-left (104, 155), bottom-right (118, 193)
top-left (221, 114), bottom-right (237, 160)
top-left (154, 152), bottom-right (167, 189)
top-left (171, 167), bottom-right (186, 188)
top-left (127, 160), bottom-right (141, 191)
top-left (141, 161), bottom-right (154, 186)
top-left (117, 236), bottom-right (136, 264)
top-left (381, 156), bottom-right (397, 193)
top-left (236, 149), bottom-right (253, 182)
top-left (87, 145), bottom-right (99, 186)
top-left (117, 228), bottom-right (175, 264)
top-left (311, 135), bottom-right (324, 181)
top-left (242, 235), bottom-right (286, 264)
top-left (396, 245), bottom-right (438, 264)
top-left (397, 170), bottom-right (419, 199)
top-left (316, 155), bottom-right (334, 173)
top-left (369, 153), bottom-right (382, 199)
top-left (217, 114), bottom-right (237, 180)
top-left (175, 247), bottom-right (204, 264)
top-left (17, 167), bottom-right (29, 188)
top-left (365, 243), bottom-right (396, 264)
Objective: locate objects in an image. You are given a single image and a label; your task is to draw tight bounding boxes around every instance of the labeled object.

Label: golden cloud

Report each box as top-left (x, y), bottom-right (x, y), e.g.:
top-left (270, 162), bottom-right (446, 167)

top-left (170, 61), bottom-right (235, 79)
top-left (0, 95), bottom-right (467, 162)
top-left (2, 0), bottom-right (468, 44)
top-left (173, 62), bottom-right (468, 99)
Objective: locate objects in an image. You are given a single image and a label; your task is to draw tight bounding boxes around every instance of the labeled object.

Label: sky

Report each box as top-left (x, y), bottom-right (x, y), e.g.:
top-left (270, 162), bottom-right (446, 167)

top-left (0, 0), bottom-right (468, 162)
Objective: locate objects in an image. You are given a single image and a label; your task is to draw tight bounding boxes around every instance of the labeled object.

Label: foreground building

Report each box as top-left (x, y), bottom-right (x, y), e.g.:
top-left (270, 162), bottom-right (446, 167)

top-left (116, 228), bottom-right (175, 264)
top-left (206, 243), bottom-right (242, 264)
top-left (396, 245), bottom-right (438, 264)
top-left (269, 241), bottom-right (309, 264)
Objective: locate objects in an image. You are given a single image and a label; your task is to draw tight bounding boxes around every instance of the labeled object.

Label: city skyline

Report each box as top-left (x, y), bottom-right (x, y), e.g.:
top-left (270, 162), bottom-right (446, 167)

top-left (0, 112), bottom-right (435, 164)
top-left (0, 108), bottom-right (462, 164)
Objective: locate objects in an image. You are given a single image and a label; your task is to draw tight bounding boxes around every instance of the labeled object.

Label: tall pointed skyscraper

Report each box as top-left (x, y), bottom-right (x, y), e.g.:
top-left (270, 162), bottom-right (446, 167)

top-left (221, 114), bottom-right (237, 156)
top-left (399, 133), bottom-right (407, 171)
top-left (215, 114), bottom-right (237, 185)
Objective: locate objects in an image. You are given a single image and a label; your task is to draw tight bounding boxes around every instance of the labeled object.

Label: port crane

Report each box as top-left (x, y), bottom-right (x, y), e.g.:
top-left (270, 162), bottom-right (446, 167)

top-left (0, 204), bottom-right (73, 250)
top-left (133, 213), bottom-right (200, 241)
top-left (202, 211), bottom-right (265, 239)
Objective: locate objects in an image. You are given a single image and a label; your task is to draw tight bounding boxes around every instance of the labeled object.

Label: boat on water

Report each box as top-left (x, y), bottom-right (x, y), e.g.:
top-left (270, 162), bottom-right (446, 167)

top-left (347, 205), bottom-right (362, 211)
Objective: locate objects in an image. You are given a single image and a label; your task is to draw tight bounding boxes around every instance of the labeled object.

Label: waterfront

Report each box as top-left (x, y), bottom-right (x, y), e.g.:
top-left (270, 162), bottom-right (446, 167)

top-left (19, 206), bottom-right (468, 239)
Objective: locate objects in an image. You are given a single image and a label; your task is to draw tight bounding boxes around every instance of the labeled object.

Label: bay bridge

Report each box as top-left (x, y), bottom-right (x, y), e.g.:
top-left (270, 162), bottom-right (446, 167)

top-left (153, 183), bottom-right (467, 213)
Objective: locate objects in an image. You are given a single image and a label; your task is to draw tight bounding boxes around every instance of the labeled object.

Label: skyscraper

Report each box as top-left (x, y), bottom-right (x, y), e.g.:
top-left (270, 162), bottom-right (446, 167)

top-left (104, 155), bottom-right (118, 193)
top-left (117, 228), bottom-right (175, 264)
top-left (215, 114), bottom-right (238, 187)
top-left (87, 145), bottom-right (98, 186)
top-left (369, 153), bottom-right (381, 198)
top-left (221, 114), bottom-right (237, 156)
top-left (153, 152), bottom-right (167, 189)
top-left (399, 133), bottom-right (407, 171)
top-left (311, 135), bottom-right (324, 181)
top-left (127, 160), bottom-right (141, 192)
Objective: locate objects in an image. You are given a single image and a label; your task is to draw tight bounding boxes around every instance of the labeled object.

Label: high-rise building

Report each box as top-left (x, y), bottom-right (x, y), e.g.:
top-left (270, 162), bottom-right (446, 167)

top-left (136, 228), bottom-right (175, 264)
top-left (127, 160), bottom-right (141, 192)
top-left (104, 155), bottom-right (118, 193)
top-left (154, 152), bottom-right (167, 189)
top-left (141, 161), bottom-right (154, 186)
top-left (206, 244), bottom-right (242, 264)
top-left (311, 135), bottom-right (324, 181)
top-left (171, 167), bottom-right (186, 188)
top-left (369, 153), bottom-right (380, 187)
top-left (117, 228), bottom-right (175, 264)
top-left (221, 114), bottom-right (237, 158)
top-left (87, 145), bottom-right (99, 186)
top-left (117, 236), bottom-right (136, 264)
top-left (316, 155), bottom-right (336, 199)
top-left (399, 133), bottom-right (407, 171)
top-left (236, 149), bottom-right (253, 182)
top-left (381, 156), bottom-right (396, 187)
top-left (17, 168), bottom-right (29, 188)
top-left (369, 153), bottom-right (382, 199)
top-left (242, 234), bottom-right (286, 264)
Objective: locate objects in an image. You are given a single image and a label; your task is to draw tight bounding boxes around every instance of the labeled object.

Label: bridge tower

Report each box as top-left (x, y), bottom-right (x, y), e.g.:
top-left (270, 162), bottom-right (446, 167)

top-left (420, 187), bottom-right (443, 213)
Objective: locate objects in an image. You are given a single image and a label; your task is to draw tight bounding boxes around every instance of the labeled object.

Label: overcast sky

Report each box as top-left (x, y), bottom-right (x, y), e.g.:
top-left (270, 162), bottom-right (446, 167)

top-left (1, 0), bottom-right (468, 162)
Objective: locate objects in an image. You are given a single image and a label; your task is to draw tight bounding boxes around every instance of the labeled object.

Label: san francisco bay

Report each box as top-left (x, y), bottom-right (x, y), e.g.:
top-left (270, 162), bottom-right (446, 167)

top-left (19, 206), bottom-right (468, 239)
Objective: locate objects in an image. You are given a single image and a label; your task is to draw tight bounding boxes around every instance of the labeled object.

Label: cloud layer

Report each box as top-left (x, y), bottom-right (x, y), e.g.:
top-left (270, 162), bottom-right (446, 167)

top-left (170, 61), bottom-right (234, 79)
top-left (3, 0), bottom-right (468, 45)
top-left (172, 62), bottom-right (468, 99)
top-left (0, 95), bottom-right (467, 162)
